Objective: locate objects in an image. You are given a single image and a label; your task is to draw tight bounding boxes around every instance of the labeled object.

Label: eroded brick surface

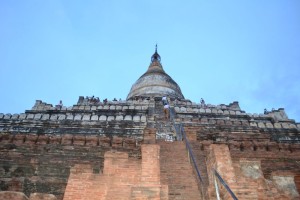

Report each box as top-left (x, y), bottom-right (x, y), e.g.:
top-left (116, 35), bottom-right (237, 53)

top-left (63, 144), bottom-right (167, 200)
top-left (159, 141), bottom-right (202, 200)
top-left (1, 97), bottom-right (300, 200)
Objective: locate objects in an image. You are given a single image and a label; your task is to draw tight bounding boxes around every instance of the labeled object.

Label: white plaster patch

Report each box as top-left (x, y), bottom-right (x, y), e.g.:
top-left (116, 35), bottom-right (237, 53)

top-left (272, 176), bottom-right (299, 198)
top-left (133, 115), bottom-right (140, 122)
top-left (58, 115), bottom-right (66, 120)
top-left (116, 115), bottom-right (123, 121)
top-left (91, 115), bottom-right (99, 121)
top-left (240, 161), bottom-right (262, 179)
top-left (124, 115), bottom-right (132, 121)
top-left (66, 115), bottom-right (74, 120)
top-left (99, 115), bottom-right (107, 121)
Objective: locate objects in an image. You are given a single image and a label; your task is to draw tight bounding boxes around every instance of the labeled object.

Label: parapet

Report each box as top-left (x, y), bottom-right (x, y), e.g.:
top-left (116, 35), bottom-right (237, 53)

top-left (31, 100), bottom-right (54, 111)
top-left (76, 96), bottom-right (151, 106)
top-left (264, 108), bottom-right (289, 122)
top-left (170, 98), bottom-right (300, 134)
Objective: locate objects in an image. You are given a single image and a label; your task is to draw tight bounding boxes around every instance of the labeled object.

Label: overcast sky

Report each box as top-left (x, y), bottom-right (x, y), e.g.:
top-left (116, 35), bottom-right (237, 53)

top-left (0, 1), bottom-right (299, 122)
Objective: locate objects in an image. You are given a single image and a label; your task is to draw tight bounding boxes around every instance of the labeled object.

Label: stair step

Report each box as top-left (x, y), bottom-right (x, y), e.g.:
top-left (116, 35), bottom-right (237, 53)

top-left (160, 141), bottom-right (203, 200)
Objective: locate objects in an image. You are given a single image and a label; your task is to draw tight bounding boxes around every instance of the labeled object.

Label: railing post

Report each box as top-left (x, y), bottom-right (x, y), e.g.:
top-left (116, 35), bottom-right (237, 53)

top-left (187, 147), bottom-right (191, 164)
top-left (214, 174), bottom-right (221, 200)
top-left (214, 169), bottom-right (238, 200)
top-left (168, 106), bottom-right (205, 199)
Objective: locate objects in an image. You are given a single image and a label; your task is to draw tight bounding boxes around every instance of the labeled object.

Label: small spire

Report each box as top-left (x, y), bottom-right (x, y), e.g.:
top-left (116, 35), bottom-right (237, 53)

top-left (151, 44), bottom-right (161, 63)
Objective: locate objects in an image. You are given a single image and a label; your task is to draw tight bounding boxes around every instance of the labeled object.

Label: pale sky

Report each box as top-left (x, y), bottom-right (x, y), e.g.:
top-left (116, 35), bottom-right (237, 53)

top-left (0, 1), bottom-right (300, 122)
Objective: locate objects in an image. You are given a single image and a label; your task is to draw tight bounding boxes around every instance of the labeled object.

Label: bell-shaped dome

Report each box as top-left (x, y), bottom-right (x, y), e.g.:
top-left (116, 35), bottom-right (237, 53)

top-left (127, 47), bottom-right (184, 100)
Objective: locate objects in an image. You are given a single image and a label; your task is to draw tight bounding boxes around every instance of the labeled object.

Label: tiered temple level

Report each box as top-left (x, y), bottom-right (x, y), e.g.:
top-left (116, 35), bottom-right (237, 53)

top-left (0, 48), bottom-right (299, 199)
top-left (0, 96), bottom-right (299, 199)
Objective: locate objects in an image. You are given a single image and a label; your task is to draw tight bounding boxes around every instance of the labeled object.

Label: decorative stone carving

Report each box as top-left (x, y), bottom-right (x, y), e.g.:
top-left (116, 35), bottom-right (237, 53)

top-left (50, 115), bottom-right (58, 120)
top-left (274, 123), bottom-right (282, 128)
top-left (12, 114), bottom-right (20, 119)
top-left (74, 114), bottom-right (82, 121)
top-left (116, 115), bottom-right (123, 121)
top-left (99, 115), bottom-right (107, 121)
top-left (66, 115), bottom-right (74, 120)
top-left (133, 115), bottom-right (141, 122)
top-left (141, 116), bottom-right (147, 122)
top-left (257, 122), bottom-right (265, 128)
top-left (205, 109), bottom-right (211, 113)
top-left (34, 114), bottom-right (42, 120)
top-left (91, 115), bottom-right (99, 121)
top-left (4, 114), bottom-right (12, 119)
top-left (58, 114), bottom-right (66, 120)
top-left (41, 114), bottom-right (49, 120)
top-left (265, 122), bottom-right (274, 128)
top-left (82, 114), bottom-right (91, 121)
top-left (124, 115), bottom-right (132, 121)
top-left (107, 116), bottom-right (115, 121)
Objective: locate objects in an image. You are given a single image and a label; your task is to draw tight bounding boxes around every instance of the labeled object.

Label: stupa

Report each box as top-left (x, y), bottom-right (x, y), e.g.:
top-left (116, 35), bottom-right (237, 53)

top-left (0, 47), bottom-right (299, 200)
top-left (127, 46), bottom-right (184, 100)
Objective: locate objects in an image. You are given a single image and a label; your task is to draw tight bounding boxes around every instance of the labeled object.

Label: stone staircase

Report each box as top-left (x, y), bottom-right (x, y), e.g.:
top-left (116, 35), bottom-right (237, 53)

top-left (153, 99), bottom-right (176, 141)
top-left (159, 141), bottom-right (203, 200)
top-left (152, 99), bottom-right (203, 199)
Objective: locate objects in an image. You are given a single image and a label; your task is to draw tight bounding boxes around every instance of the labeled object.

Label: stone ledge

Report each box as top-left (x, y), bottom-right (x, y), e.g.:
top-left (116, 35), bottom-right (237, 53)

top-left (0, 191), bottom-right (29, 200)
top-left (0, 113), bottom-right (147, 123)
top-left (0, 133), bottom-right (143, 149)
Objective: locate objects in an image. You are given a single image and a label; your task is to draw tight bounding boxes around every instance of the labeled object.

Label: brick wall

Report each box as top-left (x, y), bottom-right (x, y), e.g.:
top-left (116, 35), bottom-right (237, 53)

top-left (205, 144), bottom-right (299, 200)
top-left (63, 144), bottom-right (168, 200)
top-left (183, 124), bottom-right (300, 199)
top-left (206, 144), bottom-right (237, 200)
top-left (295, 176), bottom-right (300, 197)
top-left (0, 133), bottom-right (141, 200)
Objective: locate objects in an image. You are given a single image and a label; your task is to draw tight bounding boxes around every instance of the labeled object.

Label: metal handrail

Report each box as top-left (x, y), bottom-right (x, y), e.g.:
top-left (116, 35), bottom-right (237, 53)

top-left (214, 169), bottom-right (238, 200)
top-left (168, 103), bottom-right (238, 200)
top-left (181, 125), bottom-right (204, 183)
top-left (168, 107), bottom-right (181, 140)
top-left (168, 107), bottom-right (203, 184)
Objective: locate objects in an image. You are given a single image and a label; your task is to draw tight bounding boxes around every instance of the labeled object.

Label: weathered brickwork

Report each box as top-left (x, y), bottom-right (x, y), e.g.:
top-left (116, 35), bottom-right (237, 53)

top-left (63, 144), bottom-right (167, 200)
top-left (182, 110), bottom-right (300, 200)
top-left (1, 93), bottom-right (300, 199)
top-left (159, 141), bottom-right (202, 200)
top-left (2, 49), bottom-right (300, 199)
top-left (202, 144), bottom-right (294, 199)
top-left (0, 132), bottom-right (141, 199)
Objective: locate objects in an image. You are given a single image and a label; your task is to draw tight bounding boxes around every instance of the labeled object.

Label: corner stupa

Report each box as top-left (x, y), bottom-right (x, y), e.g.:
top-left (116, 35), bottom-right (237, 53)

top-left (127, 46), bottom-right (184, 100)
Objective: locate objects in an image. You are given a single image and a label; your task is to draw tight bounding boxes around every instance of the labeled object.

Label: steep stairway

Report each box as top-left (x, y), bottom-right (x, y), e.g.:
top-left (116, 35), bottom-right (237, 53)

top-left (154, 99), bottom-right (176, 141)
top-left (159, 141), bottom-right (203, 200)
top-left (152, 99), bottom-right (203, 199)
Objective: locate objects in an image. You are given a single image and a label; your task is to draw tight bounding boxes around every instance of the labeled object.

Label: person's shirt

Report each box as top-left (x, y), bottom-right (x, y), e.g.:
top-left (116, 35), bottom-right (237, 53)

top-left (164, 104), bottom-right (169, 109)
top-left (162, 96), bottom-right (168, 105)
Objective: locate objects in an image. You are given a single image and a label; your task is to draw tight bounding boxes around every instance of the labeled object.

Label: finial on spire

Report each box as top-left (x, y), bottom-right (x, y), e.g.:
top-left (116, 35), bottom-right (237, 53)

top-left (151, 44), bottom-right (161, 63)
